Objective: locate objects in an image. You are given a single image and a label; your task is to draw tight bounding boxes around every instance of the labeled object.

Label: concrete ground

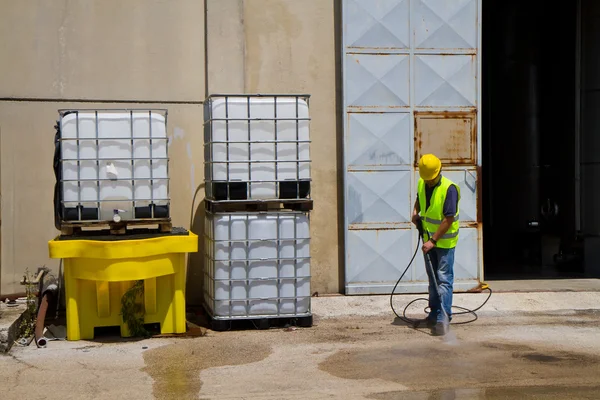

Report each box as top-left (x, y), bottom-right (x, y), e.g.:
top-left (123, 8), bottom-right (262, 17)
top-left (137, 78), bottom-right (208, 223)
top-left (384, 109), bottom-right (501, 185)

top-left (1, 285), bottom-right (600, 399)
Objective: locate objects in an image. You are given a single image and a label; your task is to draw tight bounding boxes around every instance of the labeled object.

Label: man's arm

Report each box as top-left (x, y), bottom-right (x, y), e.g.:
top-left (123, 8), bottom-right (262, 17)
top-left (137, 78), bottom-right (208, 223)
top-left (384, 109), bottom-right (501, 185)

top-left (412, 197), bottom-right (420, 225)
top-left (433, 184), bottom-right (458, 242)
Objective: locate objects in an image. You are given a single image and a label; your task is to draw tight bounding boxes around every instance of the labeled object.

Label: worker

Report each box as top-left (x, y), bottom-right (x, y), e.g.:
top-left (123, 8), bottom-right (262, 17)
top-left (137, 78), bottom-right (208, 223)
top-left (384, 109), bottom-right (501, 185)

top-left (412, 154), bottom-right (460, 336)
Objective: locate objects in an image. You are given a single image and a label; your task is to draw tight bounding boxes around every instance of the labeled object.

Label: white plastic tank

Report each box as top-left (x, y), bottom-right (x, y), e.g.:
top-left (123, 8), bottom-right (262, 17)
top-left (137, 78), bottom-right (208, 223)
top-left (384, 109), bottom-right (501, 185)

top-left (204, 211), bottom-right (311, 318)
top-left (204, 95), bottom-right (311, 200)
top-left (59, 110), bottom-right (169, 222)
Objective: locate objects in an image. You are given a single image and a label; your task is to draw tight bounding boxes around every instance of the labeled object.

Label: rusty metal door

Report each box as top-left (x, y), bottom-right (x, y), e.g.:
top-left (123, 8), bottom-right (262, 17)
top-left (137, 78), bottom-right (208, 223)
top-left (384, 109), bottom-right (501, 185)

top-left (342, 0), bottom-right (482, 294)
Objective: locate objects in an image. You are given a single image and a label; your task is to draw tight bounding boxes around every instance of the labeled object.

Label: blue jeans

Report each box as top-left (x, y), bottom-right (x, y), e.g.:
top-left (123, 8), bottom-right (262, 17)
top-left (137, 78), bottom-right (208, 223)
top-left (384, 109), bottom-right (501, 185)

top-left (425, 247), bottom-right (455, 323)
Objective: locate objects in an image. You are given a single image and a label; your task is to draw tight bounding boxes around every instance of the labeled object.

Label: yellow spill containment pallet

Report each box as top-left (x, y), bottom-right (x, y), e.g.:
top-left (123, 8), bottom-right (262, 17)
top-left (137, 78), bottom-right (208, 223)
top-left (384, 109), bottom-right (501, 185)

top-left (48, 232), bottom-right (198, 341)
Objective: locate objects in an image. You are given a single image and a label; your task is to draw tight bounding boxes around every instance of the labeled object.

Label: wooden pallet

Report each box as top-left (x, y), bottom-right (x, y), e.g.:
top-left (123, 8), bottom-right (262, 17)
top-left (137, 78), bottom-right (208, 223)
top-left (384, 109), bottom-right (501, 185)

top-left (204, 199), bottom-right (313, 213)
top-left (60, 219), bottom-right (172, 236)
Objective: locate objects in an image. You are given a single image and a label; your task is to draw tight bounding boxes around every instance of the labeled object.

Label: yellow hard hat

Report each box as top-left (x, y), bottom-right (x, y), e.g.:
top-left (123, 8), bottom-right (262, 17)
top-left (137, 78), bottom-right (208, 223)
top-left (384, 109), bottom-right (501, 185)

top-left (418, 154), bottom-right (441, 180)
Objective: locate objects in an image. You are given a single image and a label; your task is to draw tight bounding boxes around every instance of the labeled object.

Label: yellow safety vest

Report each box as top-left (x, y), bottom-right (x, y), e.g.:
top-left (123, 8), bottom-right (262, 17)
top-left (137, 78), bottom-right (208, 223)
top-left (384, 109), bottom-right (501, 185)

top-left (417, 176), bottom-right (460, 249)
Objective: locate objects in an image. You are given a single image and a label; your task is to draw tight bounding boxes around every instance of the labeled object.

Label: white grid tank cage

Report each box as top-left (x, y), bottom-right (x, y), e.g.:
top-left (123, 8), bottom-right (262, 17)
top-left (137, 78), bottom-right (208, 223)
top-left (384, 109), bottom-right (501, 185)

top-left (54, 109), bottom-right (170, 227)
top-left (203, 210), bottom-right (311, 320)
top-left (203, 94), bottom-right (311, 202)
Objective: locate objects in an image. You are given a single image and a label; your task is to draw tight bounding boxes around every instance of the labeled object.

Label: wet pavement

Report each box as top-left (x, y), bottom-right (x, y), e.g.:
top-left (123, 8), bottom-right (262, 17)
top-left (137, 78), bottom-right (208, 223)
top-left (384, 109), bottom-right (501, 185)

top-left (367, 386), bottom-right (600, 399)
top-left (1, 310), bottom-right (599, 399)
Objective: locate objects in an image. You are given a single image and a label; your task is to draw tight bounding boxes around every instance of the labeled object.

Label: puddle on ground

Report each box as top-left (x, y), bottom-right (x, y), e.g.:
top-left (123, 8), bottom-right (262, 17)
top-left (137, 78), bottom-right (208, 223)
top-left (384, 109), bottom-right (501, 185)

top-left (367, 385), bottom-right (600, 400)
top-left (520, 353), bottom-right (563, 363)
top-left (142, 337), bottom-right (271, 400)
top-left (319, 340), bottom-right (600, 392)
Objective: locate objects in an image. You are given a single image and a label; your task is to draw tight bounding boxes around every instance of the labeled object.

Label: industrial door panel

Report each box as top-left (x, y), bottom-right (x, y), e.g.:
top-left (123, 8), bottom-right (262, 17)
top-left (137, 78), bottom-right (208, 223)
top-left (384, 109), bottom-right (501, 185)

top-left (414, 55), bottom-right (477, 108)
top-left (413, 0), bottom-right (478, 49)
top-left (414, 111), bottom-right (477, 165)
top-left (347, 170), bottom-right (412, 225)
top-left (345, 0), bottom-right (410, 49)
top-left (345, 54), bottom-right (410, 108)
top-left (347, 112), bottom-right (411, 167)
top-left (346, 228), bottom-right (415, 294)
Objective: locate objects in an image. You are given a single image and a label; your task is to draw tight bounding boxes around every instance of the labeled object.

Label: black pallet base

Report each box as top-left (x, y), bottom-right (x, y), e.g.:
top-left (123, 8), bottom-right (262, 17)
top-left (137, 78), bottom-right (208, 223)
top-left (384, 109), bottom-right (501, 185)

top-left (209, 315), bottom-right (313, 332)
top-left (208, 180), bottom-right (311, 201)
top-left (204, 199), bottom-right (313, 213)
top-left (61, 204), bottom-right (169, 222)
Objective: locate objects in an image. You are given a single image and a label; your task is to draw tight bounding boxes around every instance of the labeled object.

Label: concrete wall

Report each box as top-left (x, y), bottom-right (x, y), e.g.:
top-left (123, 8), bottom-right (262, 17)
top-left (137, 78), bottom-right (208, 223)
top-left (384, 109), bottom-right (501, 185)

top-left (0, 0), bottom-right (205, 101)
top-left (0, 0), bottom-right (343, 299)
top-left (203, 0), bottom-right (341, 302)
top-left (0, 102), bottom-right (204, 295)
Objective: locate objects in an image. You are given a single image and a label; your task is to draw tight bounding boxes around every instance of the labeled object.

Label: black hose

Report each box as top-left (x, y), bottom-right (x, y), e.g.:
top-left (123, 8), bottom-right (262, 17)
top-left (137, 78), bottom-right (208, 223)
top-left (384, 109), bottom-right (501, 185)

top-left (389, 233), bottom-right (493, 327)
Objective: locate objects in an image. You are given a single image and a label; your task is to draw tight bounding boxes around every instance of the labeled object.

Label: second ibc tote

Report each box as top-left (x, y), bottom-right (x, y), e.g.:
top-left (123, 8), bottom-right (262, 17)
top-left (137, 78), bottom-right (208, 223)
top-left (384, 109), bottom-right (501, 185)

top-left (202, 94), bottom-right (313, 331)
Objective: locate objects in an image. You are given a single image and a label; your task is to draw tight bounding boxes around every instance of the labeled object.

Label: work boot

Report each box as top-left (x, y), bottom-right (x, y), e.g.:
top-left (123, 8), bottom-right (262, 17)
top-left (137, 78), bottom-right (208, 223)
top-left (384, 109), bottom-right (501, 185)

top-left (431, 321), bottom-right (448, 336)
top-left (425, 318), bottom-right (436, 328)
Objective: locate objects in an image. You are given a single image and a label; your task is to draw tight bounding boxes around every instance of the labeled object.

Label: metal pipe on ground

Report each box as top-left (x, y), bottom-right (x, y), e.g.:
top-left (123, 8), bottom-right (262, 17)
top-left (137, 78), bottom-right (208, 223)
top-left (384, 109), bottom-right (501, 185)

top-left (0, 292), bottom-right (30, 302)
top-left (35, 292), bottom-right (52, 348)
top-left (35, 275), bottom-right (59, 348)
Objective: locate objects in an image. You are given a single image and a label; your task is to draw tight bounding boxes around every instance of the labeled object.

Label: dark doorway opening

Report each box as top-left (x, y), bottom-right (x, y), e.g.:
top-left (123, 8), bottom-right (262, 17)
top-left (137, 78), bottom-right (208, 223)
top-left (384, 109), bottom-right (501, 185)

top-left (482, 0), bottom-right (585, 279)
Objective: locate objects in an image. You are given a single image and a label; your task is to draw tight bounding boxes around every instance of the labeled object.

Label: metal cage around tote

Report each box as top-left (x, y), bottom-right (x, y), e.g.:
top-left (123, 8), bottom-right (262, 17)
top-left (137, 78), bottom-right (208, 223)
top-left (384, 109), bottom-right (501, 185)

top-left (203, 94), bottom-right (312, 202)
top-left (203, 210), bottom-right (312, 320)
top-left (54, 109), bottom-right (170, 226)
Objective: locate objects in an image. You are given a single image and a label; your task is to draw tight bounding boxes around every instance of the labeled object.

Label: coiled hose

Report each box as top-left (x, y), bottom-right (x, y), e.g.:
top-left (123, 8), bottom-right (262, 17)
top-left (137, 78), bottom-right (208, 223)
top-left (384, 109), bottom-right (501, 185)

top-left (389, 233), bottom-right (492, 327)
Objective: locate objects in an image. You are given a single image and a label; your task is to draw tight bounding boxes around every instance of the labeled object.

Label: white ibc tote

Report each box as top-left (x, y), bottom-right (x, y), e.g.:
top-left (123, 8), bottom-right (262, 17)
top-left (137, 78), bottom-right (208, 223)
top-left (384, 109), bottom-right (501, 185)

top-left (203, 210), bottom-right (311, 319)
top-left (57, 109), bottom-right (169, 224)
top-left (203, 95), bottom-right (311, 201)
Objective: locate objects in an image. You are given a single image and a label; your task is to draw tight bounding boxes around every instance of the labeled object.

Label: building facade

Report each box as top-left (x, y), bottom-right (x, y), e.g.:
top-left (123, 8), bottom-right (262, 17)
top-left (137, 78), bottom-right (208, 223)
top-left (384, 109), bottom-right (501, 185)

top-left (3, 0), bottom-right (599, 299)
top-left (0, 1), bottom-right (340, 302)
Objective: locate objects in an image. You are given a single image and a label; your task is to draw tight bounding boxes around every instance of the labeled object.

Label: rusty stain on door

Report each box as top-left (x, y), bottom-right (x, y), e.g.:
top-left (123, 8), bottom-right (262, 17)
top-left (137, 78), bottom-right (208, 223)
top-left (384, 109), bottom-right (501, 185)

top-left (414, 111), bottom-right (477, 165)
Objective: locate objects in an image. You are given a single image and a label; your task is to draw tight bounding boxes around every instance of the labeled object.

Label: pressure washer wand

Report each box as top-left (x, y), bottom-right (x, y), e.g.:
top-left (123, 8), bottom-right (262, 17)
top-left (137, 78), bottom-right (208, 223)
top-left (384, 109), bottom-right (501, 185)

top-left (415, 217), bottom-right (450, 329)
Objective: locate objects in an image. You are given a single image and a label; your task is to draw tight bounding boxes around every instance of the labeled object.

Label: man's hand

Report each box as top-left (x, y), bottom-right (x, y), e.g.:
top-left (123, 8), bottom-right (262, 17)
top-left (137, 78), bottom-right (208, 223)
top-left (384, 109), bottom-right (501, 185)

top-left (422, 240), bottom-right (435, 254)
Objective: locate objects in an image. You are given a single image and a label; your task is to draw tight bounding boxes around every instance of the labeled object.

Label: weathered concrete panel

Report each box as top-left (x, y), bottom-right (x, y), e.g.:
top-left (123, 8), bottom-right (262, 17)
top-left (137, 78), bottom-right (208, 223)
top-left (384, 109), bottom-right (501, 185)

top-left (206, 0), bottom-right (245, 94)
top-left (0, 101), bottom-right (204, 295)
top-left (242, 0), bottom-right (341, 294)
top-left (0, 0), bottom-right (205, 101)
